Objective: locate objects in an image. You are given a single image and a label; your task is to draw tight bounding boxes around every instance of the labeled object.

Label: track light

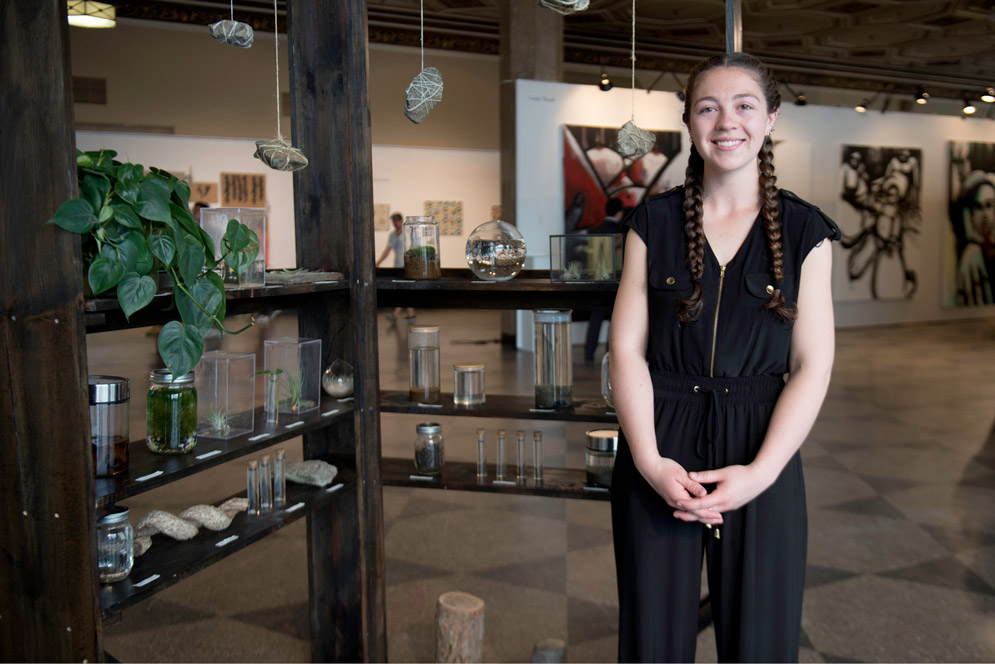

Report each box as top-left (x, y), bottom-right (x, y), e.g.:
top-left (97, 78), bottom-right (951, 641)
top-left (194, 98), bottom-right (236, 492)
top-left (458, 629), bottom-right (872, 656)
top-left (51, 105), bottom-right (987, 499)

top-left (915, 87), bottom-right (929, 105)
top-left (783, 83), bottom-right (807, 106)
top-left (599, 69), bottom-right (613, 92)
top-left (855, 99), bottom-right (869, 113)
top-left (982, 87), bottom-right (995, 103)
top-left (668, 71), bottom-right (686, 102)
top-left (963, 99), bottom-right (977, 115)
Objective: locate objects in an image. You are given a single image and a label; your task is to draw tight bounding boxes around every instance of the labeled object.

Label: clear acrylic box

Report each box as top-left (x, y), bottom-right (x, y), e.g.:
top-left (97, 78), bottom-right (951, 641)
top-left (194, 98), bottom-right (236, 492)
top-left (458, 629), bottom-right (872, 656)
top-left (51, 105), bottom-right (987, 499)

top-left (195, 351), bottom-right (256, 439)
top-left (199, 207), bottom-right (266, 287)
top-left (549, 234), bottom-right (623, 282)
top-left (263, 337), bottom-right (322, 415)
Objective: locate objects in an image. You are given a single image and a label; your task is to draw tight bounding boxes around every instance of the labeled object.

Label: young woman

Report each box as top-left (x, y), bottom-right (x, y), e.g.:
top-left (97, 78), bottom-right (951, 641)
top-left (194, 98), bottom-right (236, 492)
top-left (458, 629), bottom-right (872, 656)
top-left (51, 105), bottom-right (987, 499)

top-left (609, 53), bottom-right (839, 662)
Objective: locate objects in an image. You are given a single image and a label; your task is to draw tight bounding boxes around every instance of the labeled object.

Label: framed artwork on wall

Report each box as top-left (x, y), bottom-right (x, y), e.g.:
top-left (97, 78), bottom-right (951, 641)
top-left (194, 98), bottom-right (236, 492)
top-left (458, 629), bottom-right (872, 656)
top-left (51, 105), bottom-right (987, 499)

top-left (424, 200), bottom-right (463, 235)
top-left (946, 141), bottom-right (995, 306)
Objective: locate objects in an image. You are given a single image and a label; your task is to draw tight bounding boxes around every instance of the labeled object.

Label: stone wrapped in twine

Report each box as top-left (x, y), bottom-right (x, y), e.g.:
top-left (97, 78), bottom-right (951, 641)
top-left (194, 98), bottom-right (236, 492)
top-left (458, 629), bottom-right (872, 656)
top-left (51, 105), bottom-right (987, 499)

top-left (208, 20), bottom-right (254, 48)
top-left (404, 67), bottom-right (444, 124)
top-left (538, 0), bottom-right (590, 16)
top-left (254, 137), bottom-right (309, 172)
top-left (617, 120), bottom-right (656, 158)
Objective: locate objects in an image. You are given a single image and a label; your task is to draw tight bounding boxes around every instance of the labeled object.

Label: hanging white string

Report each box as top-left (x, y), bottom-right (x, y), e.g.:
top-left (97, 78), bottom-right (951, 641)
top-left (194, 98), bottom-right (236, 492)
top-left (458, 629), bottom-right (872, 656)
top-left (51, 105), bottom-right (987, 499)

top-left (420, 0), bottom-right (425, 72)
top-left (616, 0), bottom-right (654, 158)
top-left (630, 0), bottom-right (636, 121)
top-left (273, 0), bottom-right (282, 139)
top-left (229, 0), bottom-right (233, 21)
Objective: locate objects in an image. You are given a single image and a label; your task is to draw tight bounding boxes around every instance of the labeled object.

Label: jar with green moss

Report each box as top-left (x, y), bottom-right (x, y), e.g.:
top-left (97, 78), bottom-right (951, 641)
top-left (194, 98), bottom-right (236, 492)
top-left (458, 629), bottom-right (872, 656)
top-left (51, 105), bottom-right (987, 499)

top-left (146, 369), bottom-right (197, 454)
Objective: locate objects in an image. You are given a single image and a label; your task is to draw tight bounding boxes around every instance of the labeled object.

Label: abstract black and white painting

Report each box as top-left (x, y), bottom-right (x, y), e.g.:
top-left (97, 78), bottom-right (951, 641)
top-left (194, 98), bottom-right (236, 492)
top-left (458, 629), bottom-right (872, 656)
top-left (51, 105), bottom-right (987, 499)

top-left (946, 141), bottom-right (995, 306)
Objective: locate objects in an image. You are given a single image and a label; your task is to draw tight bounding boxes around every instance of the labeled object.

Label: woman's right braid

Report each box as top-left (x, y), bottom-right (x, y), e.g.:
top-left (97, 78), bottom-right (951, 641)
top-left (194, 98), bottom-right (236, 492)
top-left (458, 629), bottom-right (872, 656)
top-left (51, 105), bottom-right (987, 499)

top-left (678, 146), bottom-right (705, 323)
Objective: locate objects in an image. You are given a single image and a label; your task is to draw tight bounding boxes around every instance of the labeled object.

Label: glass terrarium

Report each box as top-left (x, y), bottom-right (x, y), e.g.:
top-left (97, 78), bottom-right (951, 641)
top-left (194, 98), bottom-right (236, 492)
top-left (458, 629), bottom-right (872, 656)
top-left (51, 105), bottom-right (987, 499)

top-left (199, 207), bottom-right (266, 287)
top-left (465, 220), bottom-right (527, 281)
top-left (403, 216), bottom-right (441, 279)
top-left (195, 351), bottom-right (255, 439)
top-left (263, 337), bottom-right (322, 415)
top-left (549, 234), bottom-right (623, 282)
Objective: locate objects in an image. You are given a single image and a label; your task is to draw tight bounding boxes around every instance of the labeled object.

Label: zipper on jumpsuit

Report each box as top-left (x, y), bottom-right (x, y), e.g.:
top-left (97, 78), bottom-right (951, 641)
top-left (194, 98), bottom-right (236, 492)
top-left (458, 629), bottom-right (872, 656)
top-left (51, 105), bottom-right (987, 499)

top-left (705, 264), bottom-right (726, 540)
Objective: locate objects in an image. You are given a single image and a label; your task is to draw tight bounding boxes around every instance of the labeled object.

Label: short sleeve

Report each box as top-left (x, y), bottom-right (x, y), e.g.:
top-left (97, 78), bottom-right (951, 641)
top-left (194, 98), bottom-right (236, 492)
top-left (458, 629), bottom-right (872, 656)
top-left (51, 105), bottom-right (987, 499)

top-left (797, 207), bottom-right (841, 262)
top-left (621, 201), bottom-right (651, 246)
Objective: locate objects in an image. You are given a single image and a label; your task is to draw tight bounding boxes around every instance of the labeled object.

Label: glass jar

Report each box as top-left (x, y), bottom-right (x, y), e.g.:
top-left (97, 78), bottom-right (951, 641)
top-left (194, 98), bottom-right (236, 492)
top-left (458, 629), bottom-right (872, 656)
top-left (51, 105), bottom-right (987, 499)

top-left (402, 216), bottom-right (441, 279)
top-left (409, 326), bottom-right (441, 403)
top-left (585, 429), bottom-right (619, 488)
top-left (414, 422), bottom-right (444, 475)
top-left (88, 376), bottom-right (130, 477)
top-left (601, 351), bottom-right (614, 409)
top-left (97, 505), bottom-right (134, 584)
top-left (146, 369), bottom-right (197, 454)
top-left (534, 309), bottom-right (573, 409)
top-left (453, 364), bottom-right (485, 406)
top-left (465, 220), bottom-right (527, 281)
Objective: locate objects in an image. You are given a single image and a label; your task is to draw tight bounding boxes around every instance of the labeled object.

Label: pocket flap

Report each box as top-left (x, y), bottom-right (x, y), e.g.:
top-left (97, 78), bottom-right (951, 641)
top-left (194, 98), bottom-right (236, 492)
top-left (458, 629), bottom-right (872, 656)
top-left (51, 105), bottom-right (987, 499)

top-left (745, 273), bottom-right (791, 299)
top-left (649, 268), bottom-right (690, 290)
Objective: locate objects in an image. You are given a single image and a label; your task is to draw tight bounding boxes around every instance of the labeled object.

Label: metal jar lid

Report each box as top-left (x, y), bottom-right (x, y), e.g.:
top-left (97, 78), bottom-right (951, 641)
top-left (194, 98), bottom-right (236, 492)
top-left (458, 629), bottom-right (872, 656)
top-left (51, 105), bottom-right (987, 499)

top-left (453, 363), bottom-right (484, 371)
top-left (88, 375), bottom-right (130, 404)
top-left (585, 429), bottom-right (619, 452)
top-left (97, 505), bottom-right (130, 526)
top-left (150, 368), bottom-right (195, 385)
top-left (534, 309), bottom-right (572, 323)
top-left (416, 422), bottom-right (442, 434)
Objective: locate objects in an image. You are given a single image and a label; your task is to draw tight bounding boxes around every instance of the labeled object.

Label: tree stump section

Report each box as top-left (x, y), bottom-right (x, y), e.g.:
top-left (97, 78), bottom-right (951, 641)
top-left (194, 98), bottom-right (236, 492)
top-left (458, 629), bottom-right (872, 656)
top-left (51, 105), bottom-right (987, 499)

top-left (436, 591), bottom-right (485, 663)
top-left (531, 637), bottom-right (566, 663)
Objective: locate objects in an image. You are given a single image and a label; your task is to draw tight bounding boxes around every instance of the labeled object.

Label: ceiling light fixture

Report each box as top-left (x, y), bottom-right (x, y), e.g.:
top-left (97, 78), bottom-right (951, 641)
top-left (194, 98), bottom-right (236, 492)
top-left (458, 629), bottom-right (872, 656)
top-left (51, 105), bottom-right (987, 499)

top-left (599, 68), bottom-right (613, 92)
top-left (963, 99), bottom-right (977, 115)
top-left (855, 99), bottom-right (869, 113)
top-left (915, 87), bottom-right (929, 105)
top-left (982, 87), bottom-right (995, 103)
top-left (67, 1), bottom-right (116, 28)
top-left (668, 72), bottom-right (686, 101)
top-left (783, 82), bottom-right (807, 106)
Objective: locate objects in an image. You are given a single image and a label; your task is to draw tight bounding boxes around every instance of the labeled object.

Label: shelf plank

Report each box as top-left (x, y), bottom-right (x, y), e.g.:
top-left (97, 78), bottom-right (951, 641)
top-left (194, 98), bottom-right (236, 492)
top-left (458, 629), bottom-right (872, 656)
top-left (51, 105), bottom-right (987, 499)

top-left (381, 457), bottom-right (610, 501)
top-left (379, 390), bottom-right (618, 423)
top-left (95, 398), bottom-right (355, 507)
top-left (99, 470), bottom-right (356, 618)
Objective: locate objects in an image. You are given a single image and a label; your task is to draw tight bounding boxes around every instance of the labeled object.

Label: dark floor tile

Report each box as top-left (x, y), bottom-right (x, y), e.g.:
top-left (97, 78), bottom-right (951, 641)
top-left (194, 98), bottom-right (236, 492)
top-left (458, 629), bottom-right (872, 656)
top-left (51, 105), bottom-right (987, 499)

top-left (878, 557), bottom-right (995, 596)
top-left (567, 523), bottom-right (613, 553)
top-left (229, 601), bottom-right (310, 641)
top-left (805, 565), bottom-right (861, 589)
top-left (474, 555), bottom-right (566, 595)
top-left (799, 627), bottom-right (814, 651)
top-left (854, 474), bottom-right (923, 495)
top-left (803, 455), bottom-right (849, 472)
top-left (109, 598), bottom-right (217, 636)
top-left (493, 496), bottom-right (567, 521)
top-left (814, 441), bottom-right (868, 455)
top-left (399, 495), bottom-right (474, 520)
top-left (823, 496), bottom-right (907, 520)
top-left (385, 557), bottom-right (453, 586)
top-left (567, 596), bottom-right (618, 645)
top-left (819, 652), bottom-right (864, 663)
top-left (955, 472), bottom-right (995, 490)
top-left (921, 524), bottom-right (995, 553)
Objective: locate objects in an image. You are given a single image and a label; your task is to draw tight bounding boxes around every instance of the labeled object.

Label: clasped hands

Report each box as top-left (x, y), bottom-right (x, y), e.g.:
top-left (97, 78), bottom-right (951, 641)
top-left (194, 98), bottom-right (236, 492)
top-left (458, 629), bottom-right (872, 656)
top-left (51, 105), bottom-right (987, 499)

top-left (639, 456), bottom-right (772, 525)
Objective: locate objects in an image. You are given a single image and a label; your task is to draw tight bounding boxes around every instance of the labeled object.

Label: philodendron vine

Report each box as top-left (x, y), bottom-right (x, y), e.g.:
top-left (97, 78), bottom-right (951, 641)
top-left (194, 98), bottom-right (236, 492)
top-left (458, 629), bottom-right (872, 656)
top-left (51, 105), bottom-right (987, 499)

top-left (48, 149), bottom-right (259, 378)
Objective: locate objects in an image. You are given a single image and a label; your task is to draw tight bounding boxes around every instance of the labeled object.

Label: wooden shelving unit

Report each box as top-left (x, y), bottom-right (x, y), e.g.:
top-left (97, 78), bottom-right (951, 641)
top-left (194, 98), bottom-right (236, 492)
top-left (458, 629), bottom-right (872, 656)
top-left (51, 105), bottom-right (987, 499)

top-left (379, 390), bottom-right (617, 423)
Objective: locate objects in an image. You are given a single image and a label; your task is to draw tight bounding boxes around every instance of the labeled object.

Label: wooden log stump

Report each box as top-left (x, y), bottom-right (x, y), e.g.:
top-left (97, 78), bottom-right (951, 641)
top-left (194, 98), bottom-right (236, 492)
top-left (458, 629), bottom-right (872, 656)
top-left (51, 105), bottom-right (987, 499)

top-left (531, 637), bottom-right (566, 663)
top-left (435, 591), bottom-right (485, 663)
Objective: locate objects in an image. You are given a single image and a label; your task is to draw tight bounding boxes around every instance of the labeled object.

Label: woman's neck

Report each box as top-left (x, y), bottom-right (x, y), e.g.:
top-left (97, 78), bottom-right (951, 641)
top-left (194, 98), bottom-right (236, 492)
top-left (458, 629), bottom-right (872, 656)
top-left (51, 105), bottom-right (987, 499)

top-left (701, 165), bottom-right (763, 216)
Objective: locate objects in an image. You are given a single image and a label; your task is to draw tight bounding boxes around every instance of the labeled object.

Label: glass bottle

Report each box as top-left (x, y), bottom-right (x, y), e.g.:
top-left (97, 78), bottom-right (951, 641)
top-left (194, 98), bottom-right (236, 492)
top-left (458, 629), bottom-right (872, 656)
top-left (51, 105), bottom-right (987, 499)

top-left (495, 429), bottom-right (507, 481)
top-left (260, 454), bottom-right (273, 511)
top-left (601, 351), bottom-right (614, 409)
top-left (533, 309), bottom-right (572, 409)
top-left (453, 364), bottom-right (486, 406)
top-left (516, 430), bottom-right (527, 485)
top-left (409, 326), bottom-right (441, 403)
top-left (476, 429), bottom-right (487, 483)
top-left (146, 369), bottom-right (197, 454)
top-left (88, 375), bottom-right (130, 477)
top-left (585, 429), bottom-right (619, 488)
top-left (414, 422), bottom-right (444, 475)
top-left (533, 431), bottom-right (544, 483)
top-left (247, 460), bottom-right (260, 515)
top-left (97, 506), bottom-right (134, 584)
top-left (402, 216), bottom-right (441, 279)
top-left (274, 449), bottom-right (286, 506)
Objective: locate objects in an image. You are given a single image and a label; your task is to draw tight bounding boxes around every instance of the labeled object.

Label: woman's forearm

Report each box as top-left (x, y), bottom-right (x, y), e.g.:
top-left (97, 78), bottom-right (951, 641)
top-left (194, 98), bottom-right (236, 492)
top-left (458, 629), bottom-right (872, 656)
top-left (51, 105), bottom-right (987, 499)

top-left (610, 348), bottom-right (659, 473)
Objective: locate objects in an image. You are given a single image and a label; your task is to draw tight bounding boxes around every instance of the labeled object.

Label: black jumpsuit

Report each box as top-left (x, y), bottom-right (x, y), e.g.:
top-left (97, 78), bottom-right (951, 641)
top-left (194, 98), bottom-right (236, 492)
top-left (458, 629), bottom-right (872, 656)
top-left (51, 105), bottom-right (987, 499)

top-left (611, 188), bottom-right (840, 663)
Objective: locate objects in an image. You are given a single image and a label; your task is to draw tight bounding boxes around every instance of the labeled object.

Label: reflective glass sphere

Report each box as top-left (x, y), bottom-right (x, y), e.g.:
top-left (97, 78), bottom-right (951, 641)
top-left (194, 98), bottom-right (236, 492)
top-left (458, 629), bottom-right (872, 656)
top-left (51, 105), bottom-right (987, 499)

top-left (465, 220), bottom-right (527, 281)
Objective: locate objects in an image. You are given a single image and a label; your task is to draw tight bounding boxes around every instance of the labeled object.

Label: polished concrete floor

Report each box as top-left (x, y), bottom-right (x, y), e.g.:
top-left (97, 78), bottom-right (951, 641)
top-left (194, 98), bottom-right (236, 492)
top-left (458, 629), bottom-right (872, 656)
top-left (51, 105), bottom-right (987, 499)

top-left (93, 311), bottom-right (995, 662)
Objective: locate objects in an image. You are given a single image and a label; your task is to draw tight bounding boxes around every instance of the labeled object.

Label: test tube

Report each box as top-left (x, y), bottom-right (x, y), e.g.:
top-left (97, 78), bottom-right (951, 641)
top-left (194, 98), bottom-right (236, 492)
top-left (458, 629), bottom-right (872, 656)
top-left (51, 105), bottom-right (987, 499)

top-left (247, 460), bottom-right (260, 515)
top-left (260, 455), bottom-right (273, 511)
top-left (516, 430), bottom-right (526, 485)
top-left (496, 429), bottom-right (507, 481)
top-left (476, 429), bottom-right (486, 482)
top-left (274, 449), bottom-right (286, 506)
top-left (533, 431), bottom-right (544, 483)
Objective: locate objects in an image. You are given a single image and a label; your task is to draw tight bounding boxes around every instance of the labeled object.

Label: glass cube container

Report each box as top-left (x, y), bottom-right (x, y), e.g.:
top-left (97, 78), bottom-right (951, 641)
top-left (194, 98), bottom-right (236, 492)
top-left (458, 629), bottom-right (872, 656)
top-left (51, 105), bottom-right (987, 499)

top-left (195, 351), bottom-right (255, 439)
top-left (465, 220), bottom-right (527, 281)
top-left (199, 207), bottom-right (266, 287)
top-left (402, 216), bottom-right (441, 279)
top-left (263, 337), bottom-right (322, 415)
top-left (549, 234), bottom-right (623, 282)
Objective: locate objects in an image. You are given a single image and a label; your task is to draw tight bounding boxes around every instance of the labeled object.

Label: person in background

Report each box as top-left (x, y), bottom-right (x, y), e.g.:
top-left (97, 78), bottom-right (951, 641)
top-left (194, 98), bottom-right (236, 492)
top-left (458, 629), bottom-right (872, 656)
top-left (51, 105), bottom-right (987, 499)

top-left (376, 212), bottom-right (416, 322)
top-left (193, 201), bottom-right (208, 223)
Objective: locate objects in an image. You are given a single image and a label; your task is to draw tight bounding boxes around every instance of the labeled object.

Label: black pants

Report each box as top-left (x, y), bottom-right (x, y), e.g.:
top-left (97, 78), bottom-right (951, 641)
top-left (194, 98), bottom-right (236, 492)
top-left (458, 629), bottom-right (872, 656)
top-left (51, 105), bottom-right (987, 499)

top-left (611, 370), bottom-right (807, 663)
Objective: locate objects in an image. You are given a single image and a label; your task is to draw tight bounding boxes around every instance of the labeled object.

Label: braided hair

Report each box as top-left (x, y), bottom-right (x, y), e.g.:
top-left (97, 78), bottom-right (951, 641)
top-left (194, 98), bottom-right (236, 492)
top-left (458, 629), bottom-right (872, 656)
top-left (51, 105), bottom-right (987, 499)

top-left (676, 53), bottom-right (797, 324)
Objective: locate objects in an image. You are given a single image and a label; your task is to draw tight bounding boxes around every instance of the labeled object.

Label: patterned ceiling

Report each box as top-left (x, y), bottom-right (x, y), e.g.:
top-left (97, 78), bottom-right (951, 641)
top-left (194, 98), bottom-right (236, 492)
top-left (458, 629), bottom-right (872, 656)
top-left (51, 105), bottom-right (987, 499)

top-left (116, 0), bottom-right (995, 99)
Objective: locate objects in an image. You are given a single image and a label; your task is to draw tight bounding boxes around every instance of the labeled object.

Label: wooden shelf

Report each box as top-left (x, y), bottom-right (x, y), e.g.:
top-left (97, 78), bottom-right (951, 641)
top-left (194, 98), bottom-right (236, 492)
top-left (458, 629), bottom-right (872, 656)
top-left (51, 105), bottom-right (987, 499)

top-left (379, 390), bottom-right (618, 423)
top-left (380, 457), bottom-right (610, 501)
top-left (99, 469), bottom-right (356, 618)
top-left (84, 280), bottom-right (350, 332)
top-left (95, 398), bottom-right (354, 507)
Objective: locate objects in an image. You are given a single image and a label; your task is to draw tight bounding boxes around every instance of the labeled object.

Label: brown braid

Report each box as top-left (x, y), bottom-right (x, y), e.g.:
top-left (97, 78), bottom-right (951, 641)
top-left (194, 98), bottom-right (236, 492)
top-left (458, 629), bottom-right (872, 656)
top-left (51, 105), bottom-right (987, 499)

top-left (678, 145), bottom-right (705, 322)
top-left (758, 136), bottom-right (797, 322)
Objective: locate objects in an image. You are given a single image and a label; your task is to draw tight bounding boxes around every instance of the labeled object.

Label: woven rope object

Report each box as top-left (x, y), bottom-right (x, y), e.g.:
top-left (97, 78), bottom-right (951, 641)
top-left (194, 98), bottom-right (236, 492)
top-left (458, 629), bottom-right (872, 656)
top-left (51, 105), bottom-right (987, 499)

top-left (208, 20), bottom-right (254, 48)
top-left (617, 120), bottom-right (656, 158)
top-left (404, 67), bottom-right (444, 124)
top-left (538, 0), bottom-right (590, 16)
top-left (254, 137), bottom-right (309, 172)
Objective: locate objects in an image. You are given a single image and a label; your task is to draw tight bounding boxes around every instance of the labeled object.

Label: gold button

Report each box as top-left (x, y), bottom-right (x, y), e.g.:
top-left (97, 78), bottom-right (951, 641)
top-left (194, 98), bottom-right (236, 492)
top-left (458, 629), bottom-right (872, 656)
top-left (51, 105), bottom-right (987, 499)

top-left (666, 276), bottom-right (676, 285)
top-left (765, 284), bottom-right (775, 295)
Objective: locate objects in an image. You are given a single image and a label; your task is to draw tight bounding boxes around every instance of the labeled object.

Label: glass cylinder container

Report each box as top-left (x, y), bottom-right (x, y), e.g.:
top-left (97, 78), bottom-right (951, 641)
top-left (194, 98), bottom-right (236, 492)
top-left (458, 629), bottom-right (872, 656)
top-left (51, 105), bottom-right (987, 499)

top-left (88, 376), bottom-right (130, 477)
top-left (414, 422), bottom-right (444, 475)
top-left (409, 326), bottom-right (441, 403)
top-left (247, 460), bottom-right (260, 515)
top-left (274, 449), bottom-right (286, 506)
top-left (533, 431), bottom-right (544, 482)
top-left (495, 429), bottom-right (507, 481)
top-left (476, 429), bottom-right (486, 482)
top-left (533, 309), bottom-right (573, 409)
top-left (601, 351), bottom-right (614, 409)
top-left (402, 216), bottom-right (441, 279)
top-left (260, 454), bottom-right (273, 511)
top-left (516, 430), bottom-right (526, 485)
top-left (585, 429), bottom-right (619, 488)
top-left (465, 220), bottom-right (528, 281)
top-left (263, 372), bottom-right (279, 424)
top-left (146, 369), bottom-right (197, 454)
top-left (97, 506), bottom-right (133, 584)
top-left (453, 364), bottom-right (485, 406)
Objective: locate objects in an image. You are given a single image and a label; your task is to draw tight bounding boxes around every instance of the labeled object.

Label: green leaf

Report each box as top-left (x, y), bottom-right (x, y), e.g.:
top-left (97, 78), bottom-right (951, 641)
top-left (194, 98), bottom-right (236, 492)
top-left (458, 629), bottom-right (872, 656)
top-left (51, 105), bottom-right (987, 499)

top-left (148, 234), bottom-right (176, 266)
top-left (79, 179), bottom-right (102, 214)
top-left (117, 231), bottom-right (155, 275)
top-left (225, 226), bottom-right (259, 278)
top-left (170, 202), bottom-right (200, 238)
top-left (158, 321), bottom-right (205, 379)
top-left (87, 257), bottom-right (125, 295)
top-left (110, 201), bottom-right (141, 229)
top-left (174, 179), bottom-right (191, 207)
top-left (176, 233), bottom-right (206, 285)
top-left (116, 272), bottom-right (156, 319)
top-left (98, 204), bottom-right (113, 224)
top-left (93, 150), bottom-right (117, 171)
top-left (77, 152), bottom-right (95, 168)
top-left (175, 276), bottom-right (223, 332)
top-left (223, 218), bottom-right (250, 253)
top-left (204, 270), bottom-right (227, 323)
top-left (137, 177), bottom-right (171, 223)
top-left (48, 198), bottom-right (97, 233)
top-left (116, 179), bottom-right (139, 206)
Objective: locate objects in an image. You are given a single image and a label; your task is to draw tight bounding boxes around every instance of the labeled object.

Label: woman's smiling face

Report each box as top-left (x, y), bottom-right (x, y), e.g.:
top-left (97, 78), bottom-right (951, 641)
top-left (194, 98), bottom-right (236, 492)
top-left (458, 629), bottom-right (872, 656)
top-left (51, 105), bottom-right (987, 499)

top-left (686, 66), bottom-right (778, 179)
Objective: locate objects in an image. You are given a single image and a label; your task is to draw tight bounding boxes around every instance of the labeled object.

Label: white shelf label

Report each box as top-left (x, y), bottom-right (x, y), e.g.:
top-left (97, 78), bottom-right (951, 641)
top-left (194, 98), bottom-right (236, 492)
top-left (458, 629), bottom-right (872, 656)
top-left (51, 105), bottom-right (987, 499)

top-left (133, 574), bottom-right (160, 587)
top-left (409, 474), bottom-right (435, 481)
top-left (285, 421), bottom-right (305, 429)
top-left (583, 486), bottom-right (609, 493)
top-left (195, 450), bottom-right (222, 460)
top-left (417, 403), bottom-right (443, 408)
top-left (285, 501), bottom-right (306, 513)
top-left (325, 483), bottom-right (344, 493)
top-left (322, 408), bottom-right (341, 416)
top-left (215, 535), bottom-right (239, 548)
top-left (136, 470), bottom-right (164, 482)
top-left (248, 433), bottom-right (271, 442)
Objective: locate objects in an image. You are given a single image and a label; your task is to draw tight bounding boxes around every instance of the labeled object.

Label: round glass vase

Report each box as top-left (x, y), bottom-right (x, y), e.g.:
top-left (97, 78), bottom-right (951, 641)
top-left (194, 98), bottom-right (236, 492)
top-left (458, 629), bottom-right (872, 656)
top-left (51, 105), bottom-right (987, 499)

top-left (146, 369), bottom-right (198, 454)
top-left (465, 220), bottom-right (527, 281)
top-left (402, 216), bottom-right (441, 279)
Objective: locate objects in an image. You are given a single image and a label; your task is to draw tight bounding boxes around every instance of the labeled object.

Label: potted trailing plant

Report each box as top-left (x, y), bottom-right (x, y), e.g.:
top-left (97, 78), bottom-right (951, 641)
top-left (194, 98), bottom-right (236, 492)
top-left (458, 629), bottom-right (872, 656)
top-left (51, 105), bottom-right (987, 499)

top-left (47, 149), bottom-right (259, 378)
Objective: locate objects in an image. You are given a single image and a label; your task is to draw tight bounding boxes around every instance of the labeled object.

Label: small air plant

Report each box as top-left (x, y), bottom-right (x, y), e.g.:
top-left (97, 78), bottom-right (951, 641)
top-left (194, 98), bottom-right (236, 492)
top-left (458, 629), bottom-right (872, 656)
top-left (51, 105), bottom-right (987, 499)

top-left (562, 260), bottom-right (583, 281)
top-left (207, 408), bottom-right (230, 437)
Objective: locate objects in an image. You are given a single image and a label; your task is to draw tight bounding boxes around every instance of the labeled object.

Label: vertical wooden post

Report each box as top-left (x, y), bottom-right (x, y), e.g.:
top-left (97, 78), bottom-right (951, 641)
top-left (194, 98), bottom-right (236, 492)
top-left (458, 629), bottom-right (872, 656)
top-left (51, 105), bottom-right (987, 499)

top-left (0, 1), bottom-right (100, 660)
top-left (285, 0), bottom-right (386, 660)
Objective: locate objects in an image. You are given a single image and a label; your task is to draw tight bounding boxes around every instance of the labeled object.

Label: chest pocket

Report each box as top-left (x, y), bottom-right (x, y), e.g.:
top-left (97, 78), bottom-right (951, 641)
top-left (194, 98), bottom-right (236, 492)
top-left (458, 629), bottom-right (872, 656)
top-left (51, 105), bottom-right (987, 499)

top-left (745, 273), bottom-right (796, 305)
top-left (648, 267), bottom-right (691, 309)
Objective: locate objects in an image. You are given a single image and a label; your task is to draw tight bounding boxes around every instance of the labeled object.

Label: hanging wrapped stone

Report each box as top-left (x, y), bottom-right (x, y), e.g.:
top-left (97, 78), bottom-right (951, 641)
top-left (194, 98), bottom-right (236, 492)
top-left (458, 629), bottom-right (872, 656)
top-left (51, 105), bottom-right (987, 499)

top-left (538, 0), bottom-right (590, 16)
top-left (208, 20), bottom-right (254, 48)
top-left (253, 136), bottom-right (309, 172)
top-left (617, 120), bottom-right (656, 158)
top-left (404, 66), bottom-right (444, 124)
